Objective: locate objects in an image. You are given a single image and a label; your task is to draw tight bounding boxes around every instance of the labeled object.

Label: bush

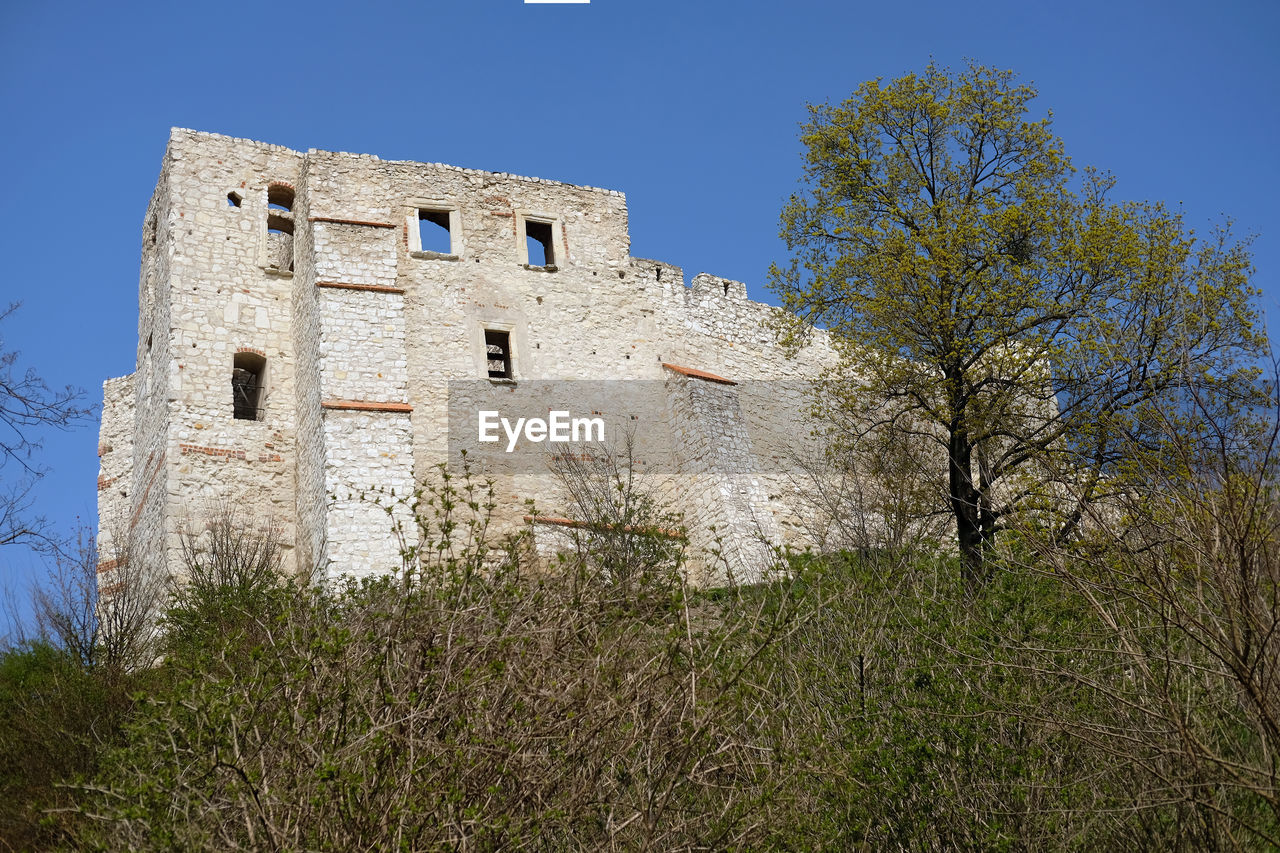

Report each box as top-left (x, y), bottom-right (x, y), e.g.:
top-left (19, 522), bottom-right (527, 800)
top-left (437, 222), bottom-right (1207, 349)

top-left (73, 467), bottom-right (806, 850)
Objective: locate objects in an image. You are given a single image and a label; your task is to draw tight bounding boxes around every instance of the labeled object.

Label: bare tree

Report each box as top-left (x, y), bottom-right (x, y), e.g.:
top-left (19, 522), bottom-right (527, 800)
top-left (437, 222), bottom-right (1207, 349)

top-left (790, 381), bottom-right (952, 555)
top-left (31, 518), bottom-right (163, 672)
top-left (0, 302), bottom-right (94, 553)
top-left (545, 431), bottom-right (686, 592)
top-left (176, 505), bottom-right (284, 599)
top-left (1019, 363), bottom-right (1280, 848)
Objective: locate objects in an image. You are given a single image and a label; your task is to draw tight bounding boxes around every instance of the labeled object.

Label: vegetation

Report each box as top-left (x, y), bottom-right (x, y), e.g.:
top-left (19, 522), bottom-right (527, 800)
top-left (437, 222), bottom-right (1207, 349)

top-left (770, 62), bottom-right (1264, 579)
top-left (0, 403), bottom-right (1274, 849)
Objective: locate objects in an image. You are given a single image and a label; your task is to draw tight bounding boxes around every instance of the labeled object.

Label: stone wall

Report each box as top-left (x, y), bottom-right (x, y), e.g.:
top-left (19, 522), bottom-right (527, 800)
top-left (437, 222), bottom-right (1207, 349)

top-left (102, 129), bottom-right (842, 590)
top-left (96, 374), bottom-right (134, 578)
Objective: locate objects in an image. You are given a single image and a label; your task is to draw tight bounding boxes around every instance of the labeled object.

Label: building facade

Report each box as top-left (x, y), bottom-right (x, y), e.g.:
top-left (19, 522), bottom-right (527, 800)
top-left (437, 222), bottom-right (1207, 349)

top-left (97, 129), bottom-right (838, 590)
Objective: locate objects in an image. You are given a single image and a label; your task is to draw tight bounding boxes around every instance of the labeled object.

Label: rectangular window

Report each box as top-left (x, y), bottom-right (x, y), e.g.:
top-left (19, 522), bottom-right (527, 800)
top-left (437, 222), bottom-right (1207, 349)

top-left (525, 219), bottom-right (554, 267)
top-left (416, 208), bottom-right (453, 255)
top-left (485, 329), bottom-right (512, 379)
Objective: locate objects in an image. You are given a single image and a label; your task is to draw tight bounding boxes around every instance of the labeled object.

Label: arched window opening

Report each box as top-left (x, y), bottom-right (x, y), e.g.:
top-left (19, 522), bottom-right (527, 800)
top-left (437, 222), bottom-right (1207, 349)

top-left (267, 184), bottom-right (294, 212)
top-left (267, 213), bottom-right (294, 235)
top-left (232, 351), bottom-right (267, 420)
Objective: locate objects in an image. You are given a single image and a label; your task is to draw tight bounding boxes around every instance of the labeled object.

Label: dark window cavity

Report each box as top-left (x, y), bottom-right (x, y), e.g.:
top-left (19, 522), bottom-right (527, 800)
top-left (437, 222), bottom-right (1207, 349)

top-left (267, 184), bottom-right (294, 212)
top-left (485, 330), bottom-right (512, 379)
top-left (232, 351), bottom-right (266, 420)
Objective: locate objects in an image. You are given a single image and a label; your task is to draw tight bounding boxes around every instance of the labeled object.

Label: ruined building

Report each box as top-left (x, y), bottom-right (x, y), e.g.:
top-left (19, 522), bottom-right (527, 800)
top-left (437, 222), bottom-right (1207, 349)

top-left (97, 130), bottom-right (838, 589)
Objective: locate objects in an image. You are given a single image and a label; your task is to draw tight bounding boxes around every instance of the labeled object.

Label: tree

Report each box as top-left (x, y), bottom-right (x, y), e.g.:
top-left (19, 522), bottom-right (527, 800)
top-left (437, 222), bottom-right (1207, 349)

top-left (32, 521), bottom-right (162, 672)
top-left (0, 302), bottom-right (93, 553)
top-left (771, 62), bottom-right (1264, 579)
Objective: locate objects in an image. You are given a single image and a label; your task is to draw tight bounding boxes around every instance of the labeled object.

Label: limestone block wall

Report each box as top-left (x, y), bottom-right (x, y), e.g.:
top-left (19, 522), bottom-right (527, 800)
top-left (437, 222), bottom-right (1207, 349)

top-left (319, 408), bottom-right (416, 577)
top-left (157, 131), bottom-right (304, 576)
top-left (291, 168), bottom-right (327, 576)
top-left (128, 174), bottom-right (173, 587)
top-left (105, 129), bottom-right (850, 591)
top-left (97, 375), bottom-right (135, 579)
top-left (663, 370), bottom-right (783, 584)
top-left (305, 153), bottom-right (416, 577)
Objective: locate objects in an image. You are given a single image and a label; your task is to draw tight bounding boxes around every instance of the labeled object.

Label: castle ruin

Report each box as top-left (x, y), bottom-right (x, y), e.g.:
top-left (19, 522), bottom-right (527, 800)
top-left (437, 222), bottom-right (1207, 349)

top-left (97, 129), bottom-right (839, 589)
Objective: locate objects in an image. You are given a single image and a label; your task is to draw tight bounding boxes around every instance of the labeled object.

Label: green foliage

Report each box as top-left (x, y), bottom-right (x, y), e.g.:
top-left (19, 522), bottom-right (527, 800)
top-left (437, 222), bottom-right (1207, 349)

top-left (764, 546), bottom-right (1280, 850)
top-left (7, 463), bottom-right (1279, 849)
top-left (0, 641), bottom-right (138, 850)
top-left (771, 62), bottom-right (1264, 577)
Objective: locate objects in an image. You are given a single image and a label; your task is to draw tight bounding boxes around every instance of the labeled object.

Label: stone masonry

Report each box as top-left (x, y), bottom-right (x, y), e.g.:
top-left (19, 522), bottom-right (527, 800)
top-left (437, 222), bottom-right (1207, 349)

top-left (97, 129), bottom-right (839, 591)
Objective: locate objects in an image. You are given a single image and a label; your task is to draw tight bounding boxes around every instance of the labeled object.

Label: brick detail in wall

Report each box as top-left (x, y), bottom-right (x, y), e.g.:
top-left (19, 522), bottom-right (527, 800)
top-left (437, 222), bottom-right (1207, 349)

top-left (321, 399), bottom-right (414, 413)
top-left (524, 515), bottom-right (686, 541)
top-left (661, 362), bottom-right (738, 386)
top-left (179, 443), bottom-right (284, 463)
top-left (316, 281), bottom-right (406, 295)
top-left (308, 216), bottom-right (396, 229)
top-left (128, 450), bottom-right (165, 534)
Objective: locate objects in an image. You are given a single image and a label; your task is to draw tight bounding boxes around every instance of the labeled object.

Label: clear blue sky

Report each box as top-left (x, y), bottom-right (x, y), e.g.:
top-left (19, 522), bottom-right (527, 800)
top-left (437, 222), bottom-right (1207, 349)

top-left (1, 0), bottom-right (1276, 610)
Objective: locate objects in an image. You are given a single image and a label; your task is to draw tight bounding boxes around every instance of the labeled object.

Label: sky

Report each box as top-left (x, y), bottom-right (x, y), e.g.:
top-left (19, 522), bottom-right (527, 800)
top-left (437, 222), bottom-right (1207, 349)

top-left (0, 0), bottom-right (1276, 622)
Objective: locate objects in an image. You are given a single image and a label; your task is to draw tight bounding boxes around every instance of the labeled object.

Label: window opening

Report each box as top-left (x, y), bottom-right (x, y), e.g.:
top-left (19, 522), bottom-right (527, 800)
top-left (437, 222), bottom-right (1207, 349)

top-left (232, 352), bottom-right (266, 420)
top-left (265, 183), bottom-right (295, 273)
top-left (417, 209), bottom-right (452, 254)
top-left (485, 330), bottom-right (512, 379)
top-left (525, 219), bottom-right (554, 267)
top-left (267, 214), bottom-right (294, 235)
top-left (267, 184), bottom-right (294, 212)
top-left (227, 191), bottom-right (242, 208)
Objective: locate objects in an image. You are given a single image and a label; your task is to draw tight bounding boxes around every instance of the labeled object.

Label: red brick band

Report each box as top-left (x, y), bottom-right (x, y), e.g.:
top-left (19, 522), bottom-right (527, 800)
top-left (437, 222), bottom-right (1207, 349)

top-left (316, 281), bottom-right (405, 294)
top-left (523, 515), bottom-right (686, 541)
top-left (661, 362), bottom-right (737, 386)
top-left (309, 216), bottom-right (396, 228)
top-left (322, 399), bottom-right (413, 413)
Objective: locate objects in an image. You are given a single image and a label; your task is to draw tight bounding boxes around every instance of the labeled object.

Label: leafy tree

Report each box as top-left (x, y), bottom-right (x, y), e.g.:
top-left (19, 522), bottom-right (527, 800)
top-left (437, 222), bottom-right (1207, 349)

top-left (771, 62), bottom-right (1264, 579)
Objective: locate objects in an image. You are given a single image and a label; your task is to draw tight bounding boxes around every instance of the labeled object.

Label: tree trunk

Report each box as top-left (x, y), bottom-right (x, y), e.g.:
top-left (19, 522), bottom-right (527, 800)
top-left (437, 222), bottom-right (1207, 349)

top-left (948, 428), bottom-right (985, 586)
